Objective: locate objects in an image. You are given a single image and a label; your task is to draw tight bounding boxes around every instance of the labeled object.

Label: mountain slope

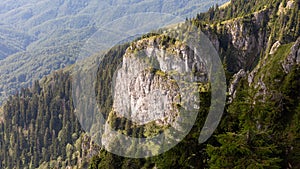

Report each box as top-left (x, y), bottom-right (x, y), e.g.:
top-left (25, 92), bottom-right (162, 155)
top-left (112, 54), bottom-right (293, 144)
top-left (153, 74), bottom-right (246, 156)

top-left (0, 0), bottom-right (299, 168)
top-left (0, 0), bottom-right (228, 105)
top-left (0, 26), bottom-right (35, 60)
top-left (88, 0), bottom-right (300, 168)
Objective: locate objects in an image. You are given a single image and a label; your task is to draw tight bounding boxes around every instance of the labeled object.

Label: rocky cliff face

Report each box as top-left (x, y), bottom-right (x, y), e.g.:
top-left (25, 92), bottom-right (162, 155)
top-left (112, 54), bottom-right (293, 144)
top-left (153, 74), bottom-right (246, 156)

top-left (228, 34), bottom-right (299, 104)
top-left (111, 35), bottom-right (207, 126)
top-left (204, 9), bottom-right (269, 73)
top-left (201, 0), bottom-right (299, 107)
top-left (208, 1), bottom-right (295, 72)
top-left (0, 0), bottom-right (228, 106)
top-left (282, 37), bottom-right (300, 73)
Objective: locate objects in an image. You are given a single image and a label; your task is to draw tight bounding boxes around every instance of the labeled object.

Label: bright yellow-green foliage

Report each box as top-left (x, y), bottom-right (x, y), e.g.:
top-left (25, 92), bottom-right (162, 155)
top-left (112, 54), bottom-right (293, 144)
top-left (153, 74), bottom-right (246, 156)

top-left (257, 43), bottom-right (294, 88)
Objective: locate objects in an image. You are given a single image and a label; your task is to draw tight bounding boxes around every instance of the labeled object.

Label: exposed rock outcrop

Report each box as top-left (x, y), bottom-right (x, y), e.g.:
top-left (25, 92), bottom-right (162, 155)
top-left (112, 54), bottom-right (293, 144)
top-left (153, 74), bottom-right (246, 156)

top-left (282, 37), bottom-right (300, 73)
top-left (205, 9), bottom-right (268, 73)
top-left (286, 0), bottom-right (295, 9)
top-left (229, 69), bottom-right (246, 102)
top-left (254, 76), bottom-right (268, 99)
top-left (112, 35), bottom-right (207, 126)
top-left (270, 41), bottom-right (281, 55)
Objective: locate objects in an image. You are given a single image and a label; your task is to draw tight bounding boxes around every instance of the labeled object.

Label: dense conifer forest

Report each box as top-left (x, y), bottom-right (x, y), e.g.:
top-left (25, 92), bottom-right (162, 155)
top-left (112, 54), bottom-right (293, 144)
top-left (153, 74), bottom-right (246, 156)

top-left (0, 0), bottom-right (299, 168)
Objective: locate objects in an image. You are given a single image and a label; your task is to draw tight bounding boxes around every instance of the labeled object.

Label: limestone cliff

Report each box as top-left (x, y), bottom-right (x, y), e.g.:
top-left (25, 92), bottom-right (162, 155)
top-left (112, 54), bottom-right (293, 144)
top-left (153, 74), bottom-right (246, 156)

top-left (111, 35), bottom-right (207, 126)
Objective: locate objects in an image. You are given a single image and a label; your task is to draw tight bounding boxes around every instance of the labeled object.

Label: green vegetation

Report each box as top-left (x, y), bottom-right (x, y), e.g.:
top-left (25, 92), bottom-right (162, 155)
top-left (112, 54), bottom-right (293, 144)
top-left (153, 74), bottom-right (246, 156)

top-left (0, 71), bottom-right (84, 168)
top-left (207, 51), bottom-right (300, 169)
top-left (0, 0), bottom-right (228, 104)
top-left (0, 0), bottom-right (299, 168)
top-left (257, 43), bottom-right (294, 88)
top-left (189, 0), bottom-right (299, 73)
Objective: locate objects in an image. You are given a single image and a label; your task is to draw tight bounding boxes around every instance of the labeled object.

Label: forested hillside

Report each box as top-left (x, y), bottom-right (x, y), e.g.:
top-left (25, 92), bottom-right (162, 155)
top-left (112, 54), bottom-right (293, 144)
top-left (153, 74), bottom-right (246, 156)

top-left (90, 0), bottom-right (300, 168)
top-left (0, 0), bottom-right (299, 168)
top-left (0, 72), bottom-right (80, 168)
top-left (0, 0), bottom-right (227, 105)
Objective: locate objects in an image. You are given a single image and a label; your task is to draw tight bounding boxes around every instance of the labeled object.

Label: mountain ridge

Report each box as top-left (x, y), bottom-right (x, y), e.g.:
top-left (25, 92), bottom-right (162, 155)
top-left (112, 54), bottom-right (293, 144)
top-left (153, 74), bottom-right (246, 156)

top-left (0, 0), bottom-right (228, 105)
top-left (0, 0), bottom-right (299, 168)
